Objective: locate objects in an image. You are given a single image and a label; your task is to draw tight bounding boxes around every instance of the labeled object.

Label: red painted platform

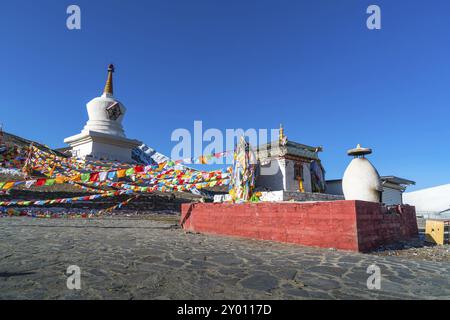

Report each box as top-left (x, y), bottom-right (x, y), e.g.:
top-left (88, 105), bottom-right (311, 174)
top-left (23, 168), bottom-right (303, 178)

top-left (180, 201), bottom-right (419, 252)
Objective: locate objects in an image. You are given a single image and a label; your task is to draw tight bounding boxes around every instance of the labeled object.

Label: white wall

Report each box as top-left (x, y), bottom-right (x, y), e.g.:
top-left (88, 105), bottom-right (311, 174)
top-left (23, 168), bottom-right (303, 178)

top-left (284, 159), bottom-right (297, 191)
top-left (381, 187), bottom-right (402, 205)
top-left (73, 141), bottom-right (133, 162)
top-left (256, 159), bottom-right (284, 191)
top-left (302, 162), bottom-right (312, 192)
top-left (404, 184), bottom-right (450, 214)
top-left (326, 180), bottom-right (343, 195)
top-left (255, 158), bottom-right (312, 192)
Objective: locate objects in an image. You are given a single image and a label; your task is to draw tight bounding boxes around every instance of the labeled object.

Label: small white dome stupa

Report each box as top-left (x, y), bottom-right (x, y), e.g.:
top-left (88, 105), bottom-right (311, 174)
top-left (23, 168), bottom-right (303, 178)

top-left (342, 144), bottom-right (383, 203)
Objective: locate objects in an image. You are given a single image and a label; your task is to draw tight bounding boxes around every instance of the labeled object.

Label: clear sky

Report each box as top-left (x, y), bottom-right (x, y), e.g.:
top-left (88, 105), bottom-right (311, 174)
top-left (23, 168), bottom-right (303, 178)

top-left (1, 0), bottom-right (449, 190)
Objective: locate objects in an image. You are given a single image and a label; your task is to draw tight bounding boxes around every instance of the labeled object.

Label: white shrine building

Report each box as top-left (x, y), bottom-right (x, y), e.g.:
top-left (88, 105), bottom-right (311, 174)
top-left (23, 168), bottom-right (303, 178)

top-left (255, 126), bottom-right (325, 193)
top-left (64, 64), bottom-right (142, 162)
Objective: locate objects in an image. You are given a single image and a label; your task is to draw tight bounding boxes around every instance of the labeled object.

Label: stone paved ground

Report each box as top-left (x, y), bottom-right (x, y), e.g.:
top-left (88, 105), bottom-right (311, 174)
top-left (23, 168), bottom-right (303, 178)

top-left (0, 216), bottom-right (449, 300)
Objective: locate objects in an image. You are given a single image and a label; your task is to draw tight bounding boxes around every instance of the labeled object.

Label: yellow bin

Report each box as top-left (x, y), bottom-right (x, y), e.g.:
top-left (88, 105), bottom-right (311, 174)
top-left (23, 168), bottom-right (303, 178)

top-left (425, 220), bottom-right (447, 245)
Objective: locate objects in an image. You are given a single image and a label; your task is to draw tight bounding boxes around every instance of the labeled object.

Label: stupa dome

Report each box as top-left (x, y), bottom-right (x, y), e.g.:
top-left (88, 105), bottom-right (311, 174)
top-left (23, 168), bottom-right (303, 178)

top-left (82, 64), bottom-right (127, 137)
top-left (342, 144), bottom-right (382, 202)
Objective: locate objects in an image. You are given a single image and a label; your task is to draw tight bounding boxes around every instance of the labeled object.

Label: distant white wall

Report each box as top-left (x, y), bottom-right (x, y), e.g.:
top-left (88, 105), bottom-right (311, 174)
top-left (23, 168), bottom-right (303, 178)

top-left (382, 187), bottom-right (402, 205)
top-left (326, 180), bottom-right (343, 196)
top-left (404, 184), bottom-right (450, 214)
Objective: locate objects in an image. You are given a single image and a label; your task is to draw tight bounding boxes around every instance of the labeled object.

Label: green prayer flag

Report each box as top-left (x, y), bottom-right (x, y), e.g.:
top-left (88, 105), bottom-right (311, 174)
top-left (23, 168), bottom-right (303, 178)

top-left (81, 173), bottom-right (90, 182)
top-left (45, 179), bottom-right (56, 186)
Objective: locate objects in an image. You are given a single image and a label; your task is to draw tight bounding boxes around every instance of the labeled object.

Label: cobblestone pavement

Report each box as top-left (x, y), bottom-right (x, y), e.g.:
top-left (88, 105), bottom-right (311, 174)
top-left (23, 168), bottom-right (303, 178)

top-left (0, 217), bottom-right (449, 300)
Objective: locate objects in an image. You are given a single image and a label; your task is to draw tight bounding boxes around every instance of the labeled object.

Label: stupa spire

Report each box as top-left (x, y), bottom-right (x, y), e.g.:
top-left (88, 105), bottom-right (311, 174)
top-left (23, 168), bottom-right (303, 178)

top-left (103, 64), bottom-right (115, 96)
top-left (279, 124), bottom-right (284, 143)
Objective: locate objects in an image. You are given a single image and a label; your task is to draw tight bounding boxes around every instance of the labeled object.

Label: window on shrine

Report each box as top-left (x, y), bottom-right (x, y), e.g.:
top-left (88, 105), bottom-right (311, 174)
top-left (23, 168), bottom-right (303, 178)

top-left (294, 163), bottom-right (303, 181)
top-left (294, 162), bottom-right (306, 193)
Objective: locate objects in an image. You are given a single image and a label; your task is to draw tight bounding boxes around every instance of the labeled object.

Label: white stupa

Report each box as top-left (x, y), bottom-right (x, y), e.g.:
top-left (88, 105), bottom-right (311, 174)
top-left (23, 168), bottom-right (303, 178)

top-left (342, 144), bottom-right (383, 203)
top-left (64, 64), bottom-right (142, 162)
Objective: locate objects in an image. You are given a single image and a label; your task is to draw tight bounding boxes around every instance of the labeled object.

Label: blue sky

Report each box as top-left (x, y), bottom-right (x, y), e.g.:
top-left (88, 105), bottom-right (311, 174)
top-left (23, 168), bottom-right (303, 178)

top-left (1, 0), bottom-right (449, 190)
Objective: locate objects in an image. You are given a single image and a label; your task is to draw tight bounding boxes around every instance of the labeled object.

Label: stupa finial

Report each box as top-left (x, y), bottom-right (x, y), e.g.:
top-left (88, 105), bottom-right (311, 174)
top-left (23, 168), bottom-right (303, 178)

top-left (103, 64), bottom-right (115, 95)
top-left (279, 124), bottom-right (284, 143)
top-left (347, 144), bottom-right (372, 158)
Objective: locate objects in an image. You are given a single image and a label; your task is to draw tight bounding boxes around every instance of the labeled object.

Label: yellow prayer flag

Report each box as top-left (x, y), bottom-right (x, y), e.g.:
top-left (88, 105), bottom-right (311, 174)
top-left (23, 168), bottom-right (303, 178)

top-left (3, 182), bottom-right (15, 190)
top-left (55, 176), bottom-right (66, 184)
top-left (117, 169), bottom-right (127, 178)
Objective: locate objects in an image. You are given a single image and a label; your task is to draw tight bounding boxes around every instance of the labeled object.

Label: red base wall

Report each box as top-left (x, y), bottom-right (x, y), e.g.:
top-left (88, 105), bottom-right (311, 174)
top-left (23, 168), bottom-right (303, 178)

top-left (180, 201), bottom-right (418, 252)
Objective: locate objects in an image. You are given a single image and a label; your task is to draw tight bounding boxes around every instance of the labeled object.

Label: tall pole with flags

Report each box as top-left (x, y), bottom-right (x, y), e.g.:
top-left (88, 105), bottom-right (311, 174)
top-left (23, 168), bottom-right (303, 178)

top-left (0, 123), bottom-right (6, 154)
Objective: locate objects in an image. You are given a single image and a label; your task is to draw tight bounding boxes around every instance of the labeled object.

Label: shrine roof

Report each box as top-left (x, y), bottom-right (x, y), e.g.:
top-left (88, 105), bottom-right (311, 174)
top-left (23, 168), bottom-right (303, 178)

top-left (255, 140), bottom-right (322, 161)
